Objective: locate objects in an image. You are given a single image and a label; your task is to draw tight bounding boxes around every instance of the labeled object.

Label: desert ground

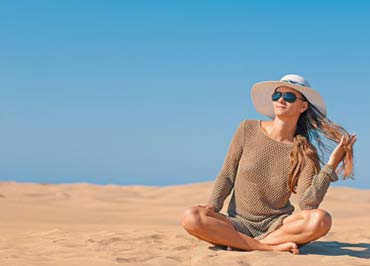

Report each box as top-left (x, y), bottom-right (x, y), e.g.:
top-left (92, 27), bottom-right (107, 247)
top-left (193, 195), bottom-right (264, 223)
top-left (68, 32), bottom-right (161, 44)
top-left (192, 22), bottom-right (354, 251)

top-left (0, 181), bottom-right (369, 266)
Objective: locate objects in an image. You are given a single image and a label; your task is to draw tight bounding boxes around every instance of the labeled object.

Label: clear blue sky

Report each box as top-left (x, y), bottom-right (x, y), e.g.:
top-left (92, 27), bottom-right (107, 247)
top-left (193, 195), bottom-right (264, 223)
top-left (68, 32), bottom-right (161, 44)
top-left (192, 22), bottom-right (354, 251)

top-left (0, 1), bottom-right (369, 189)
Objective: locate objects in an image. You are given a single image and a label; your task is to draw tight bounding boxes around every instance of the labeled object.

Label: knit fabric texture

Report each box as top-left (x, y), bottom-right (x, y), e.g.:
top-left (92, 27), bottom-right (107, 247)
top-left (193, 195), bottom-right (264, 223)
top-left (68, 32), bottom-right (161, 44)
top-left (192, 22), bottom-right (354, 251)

top-left (207, 119), bottom-right (339, 240)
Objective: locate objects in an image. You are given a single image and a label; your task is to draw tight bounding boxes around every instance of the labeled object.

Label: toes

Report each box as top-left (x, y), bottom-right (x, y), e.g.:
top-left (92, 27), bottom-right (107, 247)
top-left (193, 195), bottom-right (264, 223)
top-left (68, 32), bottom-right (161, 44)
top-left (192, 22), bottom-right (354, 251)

top-left (290, 247), bottom-right (299, 254)
top-left (288, 242), bottom-right (299, 254)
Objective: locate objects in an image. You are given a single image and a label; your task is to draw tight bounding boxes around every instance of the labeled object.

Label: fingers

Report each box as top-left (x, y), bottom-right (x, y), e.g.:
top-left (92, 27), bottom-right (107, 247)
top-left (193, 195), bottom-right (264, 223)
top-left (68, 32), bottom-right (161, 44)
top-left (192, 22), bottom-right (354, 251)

top-left (343, 136), bottom-right (350, 152)
top-left (340, 133), bottom-right (357, 153)
top-left (350, 134), bottom-right (357, 147)
top-left (339, 135), bottom-right (344, 145)
top-left (345, 133), bottom-right (357, 147)
top-left (344, 135), bottom-right (351, 145)
top-left (340, 134), bottom-right (356, 144)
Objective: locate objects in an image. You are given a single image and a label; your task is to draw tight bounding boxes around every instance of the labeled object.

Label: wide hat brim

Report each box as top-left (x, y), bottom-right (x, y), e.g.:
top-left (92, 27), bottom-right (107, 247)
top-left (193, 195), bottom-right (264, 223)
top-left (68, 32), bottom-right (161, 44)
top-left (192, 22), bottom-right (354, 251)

top-left (251, 81), bottom-right (327, 118)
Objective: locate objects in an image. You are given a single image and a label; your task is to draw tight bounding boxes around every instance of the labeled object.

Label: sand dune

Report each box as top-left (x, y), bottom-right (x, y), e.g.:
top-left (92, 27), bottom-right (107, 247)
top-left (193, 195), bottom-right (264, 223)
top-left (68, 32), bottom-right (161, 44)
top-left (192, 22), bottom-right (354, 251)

top-left (0, 181), bottom-right (369, 265)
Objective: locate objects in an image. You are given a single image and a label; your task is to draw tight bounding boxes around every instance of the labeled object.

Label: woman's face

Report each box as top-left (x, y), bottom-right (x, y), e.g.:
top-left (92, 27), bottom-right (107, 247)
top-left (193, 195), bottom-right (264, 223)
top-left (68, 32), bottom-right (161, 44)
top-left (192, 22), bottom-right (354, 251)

top-left (272, 86), bottom-right (309, 118)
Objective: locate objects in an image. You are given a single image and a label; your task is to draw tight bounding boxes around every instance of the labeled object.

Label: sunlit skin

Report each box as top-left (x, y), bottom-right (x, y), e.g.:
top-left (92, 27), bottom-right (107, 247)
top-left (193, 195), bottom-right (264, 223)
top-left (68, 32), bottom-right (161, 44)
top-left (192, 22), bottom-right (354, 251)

top-left (262, 86), bottom-right (309, 145)
top-left (181, 86), bottom-right (357, 253)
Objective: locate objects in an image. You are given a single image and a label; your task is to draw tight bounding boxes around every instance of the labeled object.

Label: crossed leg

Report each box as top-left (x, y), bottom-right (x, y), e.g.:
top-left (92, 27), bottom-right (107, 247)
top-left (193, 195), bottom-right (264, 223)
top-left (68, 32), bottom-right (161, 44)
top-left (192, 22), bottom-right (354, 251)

top-left (259, 209), bottom-right (332, 247)
top-left (181, 206), bottom-right (299, 253)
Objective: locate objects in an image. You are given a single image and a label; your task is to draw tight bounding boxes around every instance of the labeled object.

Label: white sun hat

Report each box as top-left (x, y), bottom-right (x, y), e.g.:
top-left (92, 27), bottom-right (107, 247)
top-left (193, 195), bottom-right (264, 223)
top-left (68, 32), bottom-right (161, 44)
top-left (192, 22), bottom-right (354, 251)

top-left (251, 74), bottom-right (327, 119)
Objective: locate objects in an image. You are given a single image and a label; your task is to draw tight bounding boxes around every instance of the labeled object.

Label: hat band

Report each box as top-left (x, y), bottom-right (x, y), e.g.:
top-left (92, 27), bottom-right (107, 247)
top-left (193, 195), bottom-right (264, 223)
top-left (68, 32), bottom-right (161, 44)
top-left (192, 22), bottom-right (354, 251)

top-left (281, 79), bottom-right (306, 87)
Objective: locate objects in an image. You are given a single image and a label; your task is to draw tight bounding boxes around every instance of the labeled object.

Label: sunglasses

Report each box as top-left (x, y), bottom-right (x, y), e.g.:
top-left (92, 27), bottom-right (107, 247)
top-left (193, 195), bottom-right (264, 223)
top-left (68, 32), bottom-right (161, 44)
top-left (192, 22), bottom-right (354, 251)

top-left (271, 91), bottom-right (306, 103)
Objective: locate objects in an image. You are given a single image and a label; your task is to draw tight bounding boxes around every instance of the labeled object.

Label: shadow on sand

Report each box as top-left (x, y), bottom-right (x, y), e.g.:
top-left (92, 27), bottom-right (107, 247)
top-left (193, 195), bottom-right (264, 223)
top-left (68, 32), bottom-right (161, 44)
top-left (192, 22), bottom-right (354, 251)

top-left (210, 241), bottom-right (370, 259)
top-left (299, 241), bottom-right (370, 258)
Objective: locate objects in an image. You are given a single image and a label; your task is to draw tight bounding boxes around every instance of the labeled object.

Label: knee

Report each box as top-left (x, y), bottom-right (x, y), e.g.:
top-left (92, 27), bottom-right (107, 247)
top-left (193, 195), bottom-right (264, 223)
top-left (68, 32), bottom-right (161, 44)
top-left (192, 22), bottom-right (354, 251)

top-left (307, 209), bottom-right (332, 236)
top-left (181, 206), bottom-right (204, 233)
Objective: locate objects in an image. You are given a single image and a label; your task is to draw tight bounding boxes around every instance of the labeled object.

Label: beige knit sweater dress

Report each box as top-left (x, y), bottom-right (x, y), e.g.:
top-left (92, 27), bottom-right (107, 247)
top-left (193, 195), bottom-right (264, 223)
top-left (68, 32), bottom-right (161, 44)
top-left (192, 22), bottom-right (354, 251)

top-left (207, 119), bottom-right (339, 240)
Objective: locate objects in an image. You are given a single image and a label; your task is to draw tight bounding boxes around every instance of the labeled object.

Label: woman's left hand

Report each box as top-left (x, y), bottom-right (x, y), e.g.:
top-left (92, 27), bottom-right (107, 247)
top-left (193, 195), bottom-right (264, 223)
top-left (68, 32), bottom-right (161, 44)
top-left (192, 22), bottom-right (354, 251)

top-left (328, 133), bottom-right (357, 169)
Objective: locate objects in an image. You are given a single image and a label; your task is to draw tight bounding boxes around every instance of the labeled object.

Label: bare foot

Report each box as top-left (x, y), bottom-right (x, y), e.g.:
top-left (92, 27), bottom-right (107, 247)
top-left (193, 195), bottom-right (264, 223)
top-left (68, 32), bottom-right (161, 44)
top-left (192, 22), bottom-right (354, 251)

top-left (272, 242), bottom-right (299, 254)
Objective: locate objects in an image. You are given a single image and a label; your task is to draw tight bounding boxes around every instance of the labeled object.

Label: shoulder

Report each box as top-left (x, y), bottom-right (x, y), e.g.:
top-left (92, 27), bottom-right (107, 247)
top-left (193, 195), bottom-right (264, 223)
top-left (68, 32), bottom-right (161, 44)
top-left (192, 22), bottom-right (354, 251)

top-left (239, 119), bottom-right (258, 127)
top-left (240, 119), bottom-right (258, 131)
top-left (235, 120), bottom-right (258, 139)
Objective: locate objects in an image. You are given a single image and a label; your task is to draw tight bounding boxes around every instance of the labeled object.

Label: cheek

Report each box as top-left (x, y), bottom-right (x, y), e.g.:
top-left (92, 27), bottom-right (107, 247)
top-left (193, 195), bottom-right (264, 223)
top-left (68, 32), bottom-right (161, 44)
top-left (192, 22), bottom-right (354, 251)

top-left (297, 103), bottom-right (307, 111)
top-left (284, 104), bottom-right (301, 113)
top-left (294, 104), bottom-right (307, 114)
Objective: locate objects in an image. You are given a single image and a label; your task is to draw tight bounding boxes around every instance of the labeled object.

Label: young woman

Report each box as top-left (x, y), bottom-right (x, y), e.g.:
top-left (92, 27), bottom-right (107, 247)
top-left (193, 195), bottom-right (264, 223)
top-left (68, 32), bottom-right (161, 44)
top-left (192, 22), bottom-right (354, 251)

top-left (181, 74), bottom-right (357, 254)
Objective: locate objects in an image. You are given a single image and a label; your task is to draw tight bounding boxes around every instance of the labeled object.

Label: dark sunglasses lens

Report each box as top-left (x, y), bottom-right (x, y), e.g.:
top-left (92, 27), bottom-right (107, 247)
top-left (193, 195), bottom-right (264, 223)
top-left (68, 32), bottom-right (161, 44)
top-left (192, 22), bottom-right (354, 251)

top-left (272, 91), bottom-right (281, 101)
top-left (283, 92), bottom-right (297, 103)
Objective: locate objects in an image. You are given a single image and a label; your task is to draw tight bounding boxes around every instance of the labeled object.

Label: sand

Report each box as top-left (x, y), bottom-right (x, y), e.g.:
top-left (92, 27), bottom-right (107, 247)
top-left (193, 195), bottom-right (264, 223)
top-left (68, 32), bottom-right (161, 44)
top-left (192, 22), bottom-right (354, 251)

top-left (0, 181), bottom-right (369, 265)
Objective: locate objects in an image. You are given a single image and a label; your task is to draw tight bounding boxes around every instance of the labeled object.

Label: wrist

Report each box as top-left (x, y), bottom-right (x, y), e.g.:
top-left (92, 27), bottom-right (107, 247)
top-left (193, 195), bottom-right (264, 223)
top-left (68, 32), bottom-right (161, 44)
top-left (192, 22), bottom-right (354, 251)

top-left (327, 160), bottom-right (338, 170)
top-left (323, 163), bottom-right (339, 182)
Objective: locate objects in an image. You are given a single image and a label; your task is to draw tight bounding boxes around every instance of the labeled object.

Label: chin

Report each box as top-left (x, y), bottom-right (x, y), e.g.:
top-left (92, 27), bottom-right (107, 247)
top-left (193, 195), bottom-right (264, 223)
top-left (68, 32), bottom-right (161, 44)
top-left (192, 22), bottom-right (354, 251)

top-left (274, 109), bottom-right (287, 115)
top-left (274, 112), bottom-right (290, 119)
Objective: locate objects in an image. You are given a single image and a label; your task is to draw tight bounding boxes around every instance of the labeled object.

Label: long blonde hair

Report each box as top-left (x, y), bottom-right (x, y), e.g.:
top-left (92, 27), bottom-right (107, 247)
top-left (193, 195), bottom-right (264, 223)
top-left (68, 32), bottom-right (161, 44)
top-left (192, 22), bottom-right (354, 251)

top-left (288, 101), bottom-right (355, 193)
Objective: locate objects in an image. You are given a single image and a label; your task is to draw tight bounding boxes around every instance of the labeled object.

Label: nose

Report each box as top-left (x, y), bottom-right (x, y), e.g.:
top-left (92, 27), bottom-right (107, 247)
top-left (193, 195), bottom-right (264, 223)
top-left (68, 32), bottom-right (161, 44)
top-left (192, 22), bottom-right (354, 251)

top-left (277, 95), bottom-right (286, 104)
